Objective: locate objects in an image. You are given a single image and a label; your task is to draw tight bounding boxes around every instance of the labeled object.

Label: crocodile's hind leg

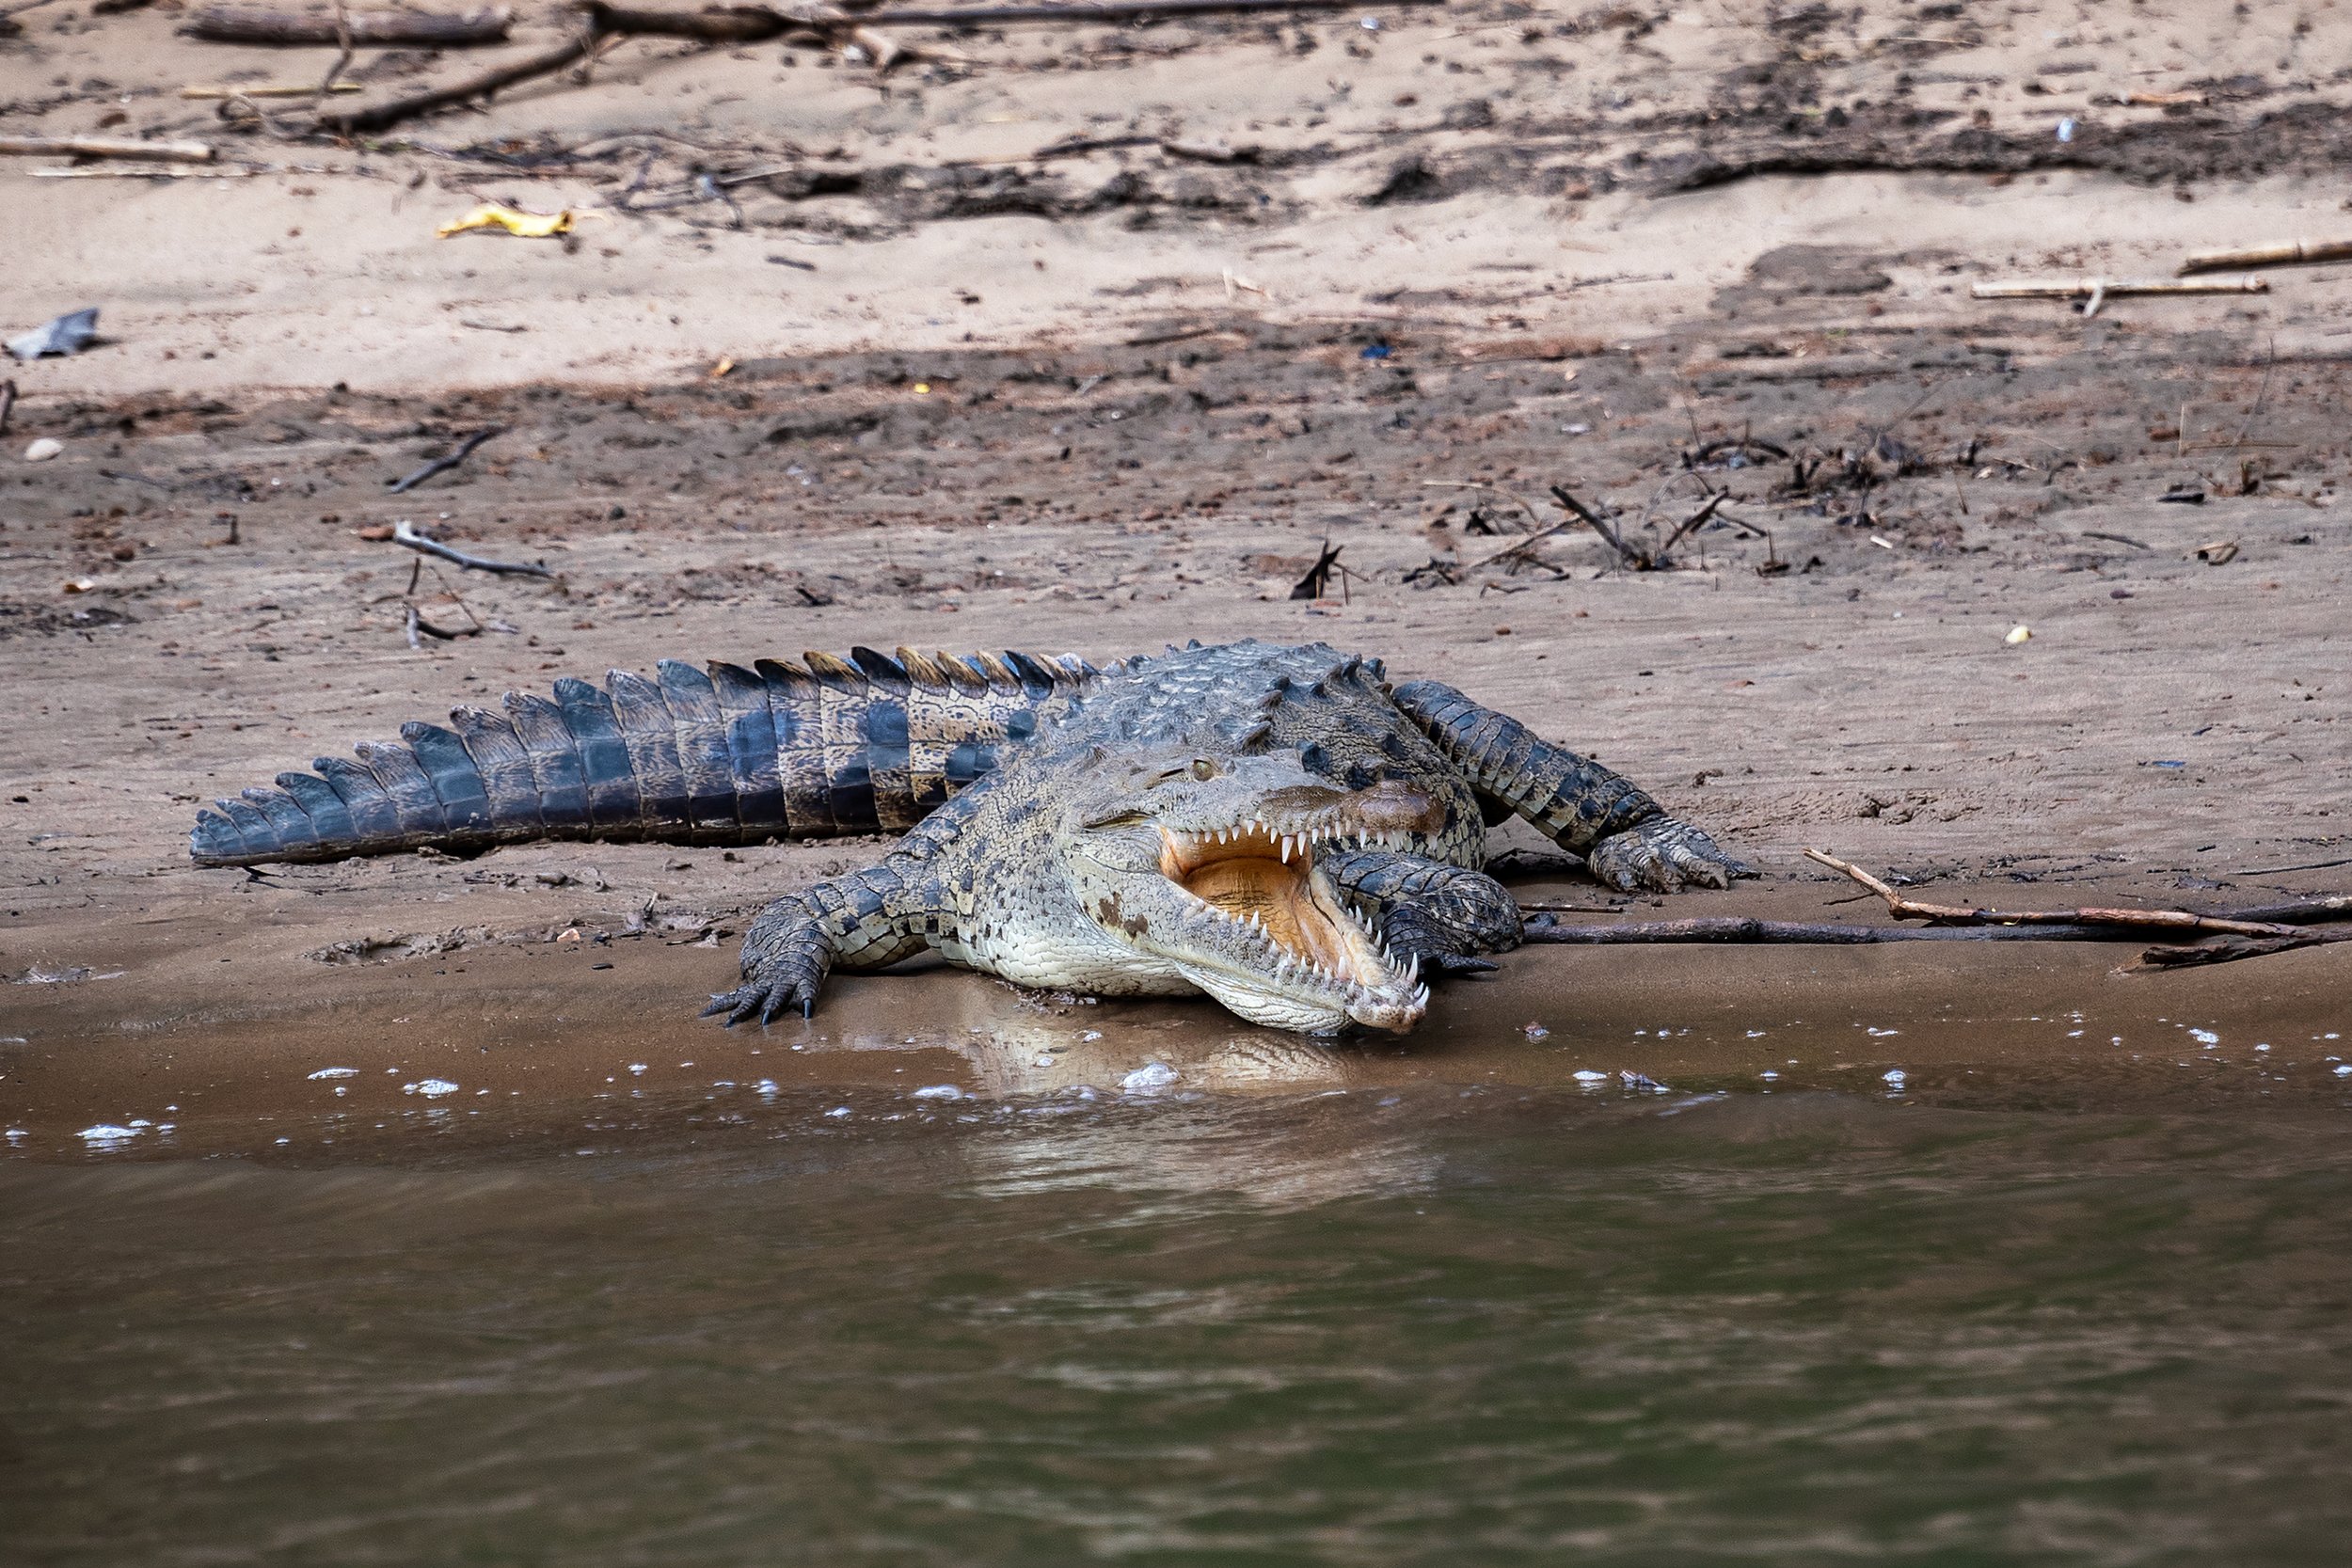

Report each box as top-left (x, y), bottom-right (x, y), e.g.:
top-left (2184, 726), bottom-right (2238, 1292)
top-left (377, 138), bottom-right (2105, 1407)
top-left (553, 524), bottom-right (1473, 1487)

top-left (1390, 680), bottom-right (1753, 892)
top-left (1321, 847), bottom-right (1521, 975)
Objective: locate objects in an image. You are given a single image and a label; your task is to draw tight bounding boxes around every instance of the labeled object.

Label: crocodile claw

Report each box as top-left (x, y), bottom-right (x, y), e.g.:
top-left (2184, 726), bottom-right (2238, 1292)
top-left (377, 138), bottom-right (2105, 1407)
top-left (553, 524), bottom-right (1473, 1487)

top-left (700, 969), bottom-right (822, 1027)
top-left (1586, 816), bottom-right (1756, 893)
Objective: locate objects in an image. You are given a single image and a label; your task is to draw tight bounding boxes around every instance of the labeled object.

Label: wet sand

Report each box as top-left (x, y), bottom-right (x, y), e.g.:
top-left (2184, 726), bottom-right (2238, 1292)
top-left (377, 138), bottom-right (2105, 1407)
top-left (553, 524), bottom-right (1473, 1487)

top-left (8, 877), bottom-right (2348, 1162)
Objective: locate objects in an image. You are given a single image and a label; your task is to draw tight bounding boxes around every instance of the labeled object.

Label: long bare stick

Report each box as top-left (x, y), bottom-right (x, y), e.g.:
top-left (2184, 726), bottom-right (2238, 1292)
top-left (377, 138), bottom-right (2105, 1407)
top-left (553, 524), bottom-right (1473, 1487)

top-left (2179, 238), bottom-right (2352, 275)
top-left (321, 34), bottom-right (600, 135)
top-left (182, 5), bottom-right (513, 44)
top-left (0, 135), bottom-right (215, 164)
top-left (1803, 848), bottom-right (2306, 939)
top-left (1970, 276), bottom-right (2267, 300)
top-left (2135, 930), bottom-right (2352, 968)
top-left (1521, 915), bottom-right (2133, 946)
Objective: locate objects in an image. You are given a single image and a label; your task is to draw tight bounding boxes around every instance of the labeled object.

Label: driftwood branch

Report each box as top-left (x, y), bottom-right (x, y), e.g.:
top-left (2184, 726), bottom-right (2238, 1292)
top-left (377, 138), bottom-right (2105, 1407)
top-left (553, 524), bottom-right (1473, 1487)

top-left (1803, 848), bottom-right (2309, 939)
top-left (1521, 915), bottom-right (2132, 946)
top-left (389, 519), bottom-right (552, 578)
top-left (2179, 238), bottom-right (2352, 276)
top-left (2134, 930), bottom-right (2352, 969)
top-left (322, 33), bottom-right (602, 135)
top-left (386, 426), bottom-right (501, 493)
top-left (1969, 276), bottom-right (2267, 301)
top-left (0, 135), bottom-right (215, 164)
top-left (182, 4), bottom-right (514, 44)
top-left (2230, 893), bottom-right (2352, 926)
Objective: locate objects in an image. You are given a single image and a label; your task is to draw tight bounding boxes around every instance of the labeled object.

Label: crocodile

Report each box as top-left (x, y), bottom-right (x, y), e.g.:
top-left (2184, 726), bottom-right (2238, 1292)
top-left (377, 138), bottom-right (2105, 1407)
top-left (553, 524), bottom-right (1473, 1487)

top-left (192, 640), bottom-right (1749, 1035)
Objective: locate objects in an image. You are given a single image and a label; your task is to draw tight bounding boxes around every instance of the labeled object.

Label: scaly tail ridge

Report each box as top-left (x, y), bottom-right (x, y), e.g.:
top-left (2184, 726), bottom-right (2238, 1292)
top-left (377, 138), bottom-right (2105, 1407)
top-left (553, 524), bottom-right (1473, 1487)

top-left (191, 648), bottom-right (1096, 866)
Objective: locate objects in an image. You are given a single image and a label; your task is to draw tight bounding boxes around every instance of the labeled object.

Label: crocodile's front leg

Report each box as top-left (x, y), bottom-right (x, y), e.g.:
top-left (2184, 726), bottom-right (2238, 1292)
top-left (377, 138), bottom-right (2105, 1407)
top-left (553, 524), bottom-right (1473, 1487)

top-left (1391, 680), bottom-right (1753, 893)
top-left (704, 860), bottom-right (937, 1025)
top-left (1322, 847), bottom-right (1520, 975)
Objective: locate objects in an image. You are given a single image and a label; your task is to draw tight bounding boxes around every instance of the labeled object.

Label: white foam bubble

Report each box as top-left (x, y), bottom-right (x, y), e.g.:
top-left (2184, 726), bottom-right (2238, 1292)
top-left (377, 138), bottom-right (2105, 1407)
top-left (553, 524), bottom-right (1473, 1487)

top-left (1120, 1061), bottom-right (1181, 1092)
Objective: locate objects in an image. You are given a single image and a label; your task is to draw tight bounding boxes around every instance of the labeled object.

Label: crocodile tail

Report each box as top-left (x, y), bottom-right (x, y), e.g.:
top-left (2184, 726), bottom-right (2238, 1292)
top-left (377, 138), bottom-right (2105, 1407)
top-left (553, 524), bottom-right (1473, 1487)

top-left (189, 648), bottom-right (1099, 867)
top-left (1388, 678), bottom-right (1660, 854)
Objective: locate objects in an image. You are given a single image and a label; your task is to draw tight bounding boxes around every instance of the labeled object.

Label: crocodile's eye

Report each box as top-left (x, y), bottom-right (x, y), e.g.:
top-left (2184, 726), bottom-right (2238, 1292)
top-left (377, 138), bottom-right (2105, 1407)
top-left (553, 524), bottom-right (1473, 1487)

top-left (1190, 758), bottom-right (1218, 781)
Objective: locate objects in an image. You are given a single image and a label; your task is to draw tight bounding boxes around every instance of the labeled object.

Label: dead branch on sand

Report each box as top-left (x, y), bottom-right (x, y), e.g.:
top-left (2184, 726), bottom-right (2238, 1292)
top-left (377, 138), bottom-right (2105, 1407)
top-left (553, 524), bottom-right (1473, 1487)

top-left (1802, 848), bottom-right (2308, 939)
top-left (2178, 238), bottom-right (2352, 275)
top-left (1968, 276), bottom-right (2267, 302)
top-left (2132, 930), bottom-right (2352, 969)
top-left (386, 427), bottom-right (502, 494)
top-left (389, 519), bottom-right (552, 578)
top-left (182, 5), bottom-right (514, 45)
top-left (1520, 915), bottom-right (2134, 946)
top-left (0, 135), bottom-right (215, 163)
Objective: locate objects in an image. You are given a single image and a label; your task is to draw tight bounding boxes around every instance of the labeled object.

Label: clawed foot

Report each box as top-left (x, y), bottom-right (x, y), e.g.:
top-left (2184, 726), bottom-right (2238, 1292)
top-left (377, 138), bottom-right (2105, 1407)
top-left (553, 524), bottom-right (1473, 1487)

top-left (700, 977), bottom-right (818, 1027)
top-left (700, 916), bottom-right (832, 1026)
top-left (1377, 869), bottom-right (1521, 981)
top-left (1586, 816), bottom-right (1756, 893)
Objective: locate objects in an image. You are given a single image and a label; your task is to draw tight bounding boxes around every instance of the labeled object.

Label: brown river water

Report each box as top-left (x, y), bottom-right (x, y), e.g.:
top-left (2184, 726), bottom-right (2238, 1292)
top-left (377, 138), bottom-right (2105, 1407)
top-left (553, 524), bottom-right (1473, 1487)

top-left (6, 940), bottom-right (2351, 1564)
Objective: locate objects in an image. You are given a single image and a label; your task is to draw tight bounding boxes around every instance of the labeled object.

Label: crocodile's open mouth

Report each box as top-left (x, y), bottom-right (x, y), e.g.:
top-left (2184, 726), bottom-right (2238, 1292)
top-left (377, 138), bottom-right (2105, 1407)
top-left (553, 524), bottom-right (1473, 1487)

top-left (1156, 816), bottom-right (1426, 1032)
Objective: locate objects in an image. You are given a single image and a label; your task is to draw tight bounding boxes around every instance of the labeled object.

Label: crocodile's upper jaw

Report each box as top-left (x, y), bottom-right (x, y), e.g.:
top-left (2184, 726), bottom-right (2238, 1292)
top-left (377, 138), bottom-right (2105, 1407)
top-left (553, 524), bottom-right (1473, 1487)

top-left (1152, 817), bottom-right (1428, 1033)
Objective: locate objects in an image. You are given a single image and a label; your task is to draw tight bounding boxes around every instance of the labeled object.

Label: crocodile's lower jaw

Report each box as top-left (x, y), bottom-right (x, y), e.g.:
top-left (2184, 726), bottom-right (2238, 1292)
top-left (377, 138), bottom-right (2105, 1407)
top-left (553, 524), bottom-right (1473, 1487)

top-left (1156, 823), bottom-right (1426, 1033)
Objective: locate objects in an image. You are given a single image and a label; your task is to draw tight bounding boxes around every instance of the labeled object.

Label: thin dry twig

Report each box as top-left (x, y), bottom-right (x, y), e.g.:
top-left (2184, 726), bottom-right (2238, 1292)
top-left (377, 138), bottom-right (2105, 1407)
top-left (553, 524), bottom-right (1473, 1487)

top-left (2231, 335), bottom-right (2276, 451)
top-left (316, 0), bottom-right (356, 114)
top-left (386, 427), bottom-right (502, 494)
top-left (389, 519), bottom-right (553, 578)
top-left (1969, 276), bottom-right (2267, 300)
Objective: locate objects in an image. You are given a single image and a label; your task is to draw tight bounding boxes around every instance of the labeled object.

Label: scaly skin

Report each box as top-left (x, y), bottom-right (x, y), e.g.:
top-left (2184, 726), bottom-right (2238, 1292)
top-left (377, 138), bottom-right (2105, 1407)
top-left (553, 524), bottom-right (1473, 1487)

top-left (704, 641), bottom-right (1750, 1034)
top-left (192, 639), bottom-right (1750, 1035)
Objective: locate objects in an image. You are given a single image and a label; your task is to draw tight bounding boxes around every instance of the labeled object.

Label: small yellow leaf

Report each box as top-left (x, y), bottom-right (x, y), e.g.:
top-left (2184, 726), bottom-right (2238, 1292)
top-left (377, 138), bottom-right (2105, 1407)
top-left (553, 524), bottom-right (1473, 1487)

top-left (437, 203), bottom-right (580, 240)
top-left (2005, 625), bottom-right (2032, 644)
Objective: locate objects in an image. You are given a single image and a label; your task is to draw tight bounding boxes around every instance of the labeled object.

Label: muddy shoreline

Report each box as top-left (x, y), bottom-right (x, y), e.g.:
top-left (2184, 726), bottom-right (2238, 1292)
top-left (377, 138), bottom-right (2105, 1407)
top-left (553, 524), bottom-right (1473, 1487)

top-left (7, 315), bottom-right (2352, 1147)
